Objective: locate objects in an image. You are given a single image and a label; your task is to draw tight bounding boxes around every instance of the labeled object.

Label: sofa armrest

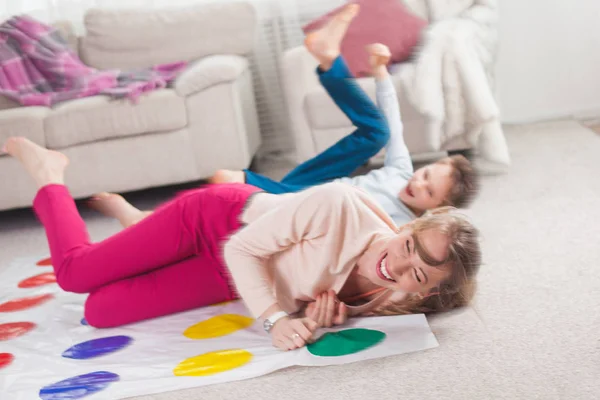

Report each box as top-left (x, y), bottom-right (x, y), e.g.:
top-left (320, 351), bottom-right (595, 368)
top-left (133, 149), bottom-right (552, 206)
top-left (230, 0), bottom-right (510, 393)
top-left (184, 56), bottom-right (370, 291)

top-left (174, 55), bottom-right (249, 97)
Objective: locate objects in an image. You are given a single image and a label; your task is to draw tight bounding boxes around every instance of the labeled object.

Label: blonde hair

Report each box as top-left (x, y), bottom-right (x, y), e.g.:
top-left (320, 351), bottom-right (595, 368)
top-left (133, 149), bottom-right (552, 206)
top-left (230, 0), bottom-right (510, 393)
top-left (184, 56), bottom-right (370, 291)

top-left (372, 207), bottom-right (481, 316)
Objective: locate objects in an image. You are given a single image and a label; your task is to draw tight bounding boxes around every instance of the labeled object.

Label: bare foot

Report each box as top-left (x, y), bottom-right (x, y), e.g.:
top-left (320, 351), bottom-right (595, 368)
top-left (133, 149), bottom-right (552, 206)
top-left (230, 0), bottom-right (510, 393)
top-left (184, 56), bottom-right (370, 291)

top-left (209, 169), bottom-right (246, 184)
top-left (87, 192), bottom-right (152, 228)
top-left (367, 43), bottom-right (391, 79)
top-left (3, 137), bottom-right (68, 189)
top-left (304, 4), bottom-right (360, 70)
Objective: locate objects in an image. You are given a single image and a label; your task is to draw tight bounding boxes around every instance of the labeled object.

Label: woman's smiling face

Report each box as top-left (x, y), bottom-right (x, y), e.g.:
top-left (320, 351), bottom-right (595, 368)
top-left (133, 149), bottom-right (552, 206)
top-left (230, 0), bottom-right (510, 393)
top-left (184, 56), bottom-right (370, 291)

top-left (357, 227), bottom-right (452, 293)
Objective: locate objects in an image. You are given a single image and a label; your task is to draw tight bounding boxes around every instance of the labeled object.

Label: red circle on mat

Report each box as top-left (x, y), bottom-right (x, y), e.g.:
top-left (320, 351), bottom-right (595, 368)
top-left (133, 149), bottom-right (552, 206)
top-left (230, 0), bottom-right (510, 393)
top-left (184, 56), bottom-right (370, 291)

top-left (0, 322), bottom-right (36, 341)
top-left (18, 272), bottom-right (57, 288)
top-left (0, 353), bottom-right (14, 369)
top-left (36, 257), bottom-right (52, 266)
top-left (0, 293), bottom-right (54, 312)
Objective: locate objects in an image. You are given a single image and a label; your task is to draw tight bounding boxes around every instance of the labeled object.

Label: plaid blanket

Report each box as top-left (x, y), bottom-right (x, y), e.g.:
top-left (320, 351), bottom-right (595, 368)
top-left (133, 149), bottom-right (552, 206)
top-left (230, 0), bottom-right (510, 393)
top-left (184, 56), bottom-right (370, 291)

top-left (0, 15), bottom-right (187, 107)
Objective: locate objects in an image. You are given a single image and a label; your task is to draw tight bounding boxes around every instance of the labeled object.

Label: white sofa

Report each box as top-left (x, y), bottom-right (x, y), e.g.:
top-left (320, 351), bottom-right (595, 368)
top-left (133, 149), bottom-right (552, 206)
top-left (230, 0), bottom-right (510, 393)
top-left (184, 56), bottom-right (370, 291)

top-left (0, 2), bottom-right (261, 211)
top-left (279, 0), bottom-right (486, 165)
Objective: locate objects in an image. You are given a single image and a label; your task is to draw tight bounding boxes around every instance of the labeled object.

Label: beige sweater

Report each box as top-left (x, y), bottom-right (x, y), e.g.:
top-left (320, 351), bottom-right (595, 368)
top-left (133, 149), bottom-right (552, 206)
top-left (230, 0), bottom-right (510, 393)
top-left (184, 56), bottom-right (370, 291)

top-left (223, 182), bottom-right (398, 318)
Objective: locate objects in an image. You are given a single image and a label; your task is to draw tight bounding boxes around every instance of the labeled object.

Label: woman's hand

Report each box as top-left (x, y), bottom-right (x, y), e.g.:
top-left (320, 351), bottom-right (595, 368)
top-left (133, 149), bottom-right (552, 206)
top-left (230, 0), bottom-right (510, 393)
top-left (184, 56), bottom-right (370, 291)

top-left (270, 317), bottom-right (318, 351)
top-left (305, 290), bottom-right (348, 328)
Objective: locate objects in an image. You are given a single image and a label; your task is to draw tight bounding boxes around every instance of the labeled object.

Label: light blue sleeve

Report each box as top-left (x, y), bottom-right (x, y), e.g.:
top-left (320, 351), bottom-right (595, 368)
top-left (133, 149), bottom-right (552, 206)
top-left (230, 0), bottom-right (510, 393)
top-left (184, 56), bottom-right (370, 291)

top-left (375, 77), bottom-right (413, 175)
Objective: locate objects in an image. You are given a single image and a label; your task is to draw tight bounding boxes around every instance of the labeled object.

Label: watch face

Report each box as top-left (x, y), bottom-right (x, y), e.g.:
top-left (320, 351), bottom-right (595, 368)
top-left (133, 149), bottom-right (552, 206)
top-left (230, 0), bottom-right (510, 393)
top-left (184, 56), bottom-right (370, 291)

top-left (263, 319), bottom-right (273, 332)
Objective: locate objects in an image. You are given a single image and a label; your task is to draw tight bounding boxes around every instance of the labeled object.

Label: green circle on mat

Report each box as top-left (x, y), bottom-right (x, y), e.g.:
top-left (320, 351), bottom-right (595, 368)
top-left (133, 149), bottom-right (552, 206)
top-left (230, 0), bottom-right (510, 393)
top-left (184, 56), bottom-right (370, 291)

top-left (307, 328), bottom-right (386, 357)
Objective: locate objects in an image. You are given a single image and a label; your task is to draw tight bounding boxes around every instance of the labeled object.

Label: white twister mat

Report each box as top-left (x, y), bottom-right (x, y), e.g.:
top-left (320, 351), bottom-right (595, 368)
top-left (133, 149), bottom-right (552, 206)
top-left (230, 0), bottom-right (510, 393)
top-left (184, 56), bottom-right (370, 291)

top-left (0, 256), bottom-right (439, 399)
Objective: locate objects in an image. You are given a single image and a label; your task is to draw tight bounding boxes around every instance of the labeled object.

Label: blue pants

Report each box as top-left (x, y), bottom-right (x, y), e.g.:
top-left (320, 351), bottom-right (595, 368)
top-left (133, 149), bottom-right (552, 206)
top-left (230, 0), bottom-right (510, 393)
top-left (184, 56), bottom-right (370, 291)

top-left (244, 56), bottom-right (390, 194)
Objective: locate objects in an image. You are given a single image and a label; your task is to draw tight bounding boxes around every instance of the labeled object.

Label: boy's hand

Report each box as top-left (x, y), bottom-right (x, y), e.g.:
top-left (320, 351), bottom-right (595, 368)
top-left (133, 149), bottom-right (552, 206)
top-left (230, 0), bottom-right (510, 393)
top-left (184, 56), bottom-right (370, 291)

top-left (305, 290), bottom-right (348, 327)
top-left (367, 43), bottom-right (391, 79)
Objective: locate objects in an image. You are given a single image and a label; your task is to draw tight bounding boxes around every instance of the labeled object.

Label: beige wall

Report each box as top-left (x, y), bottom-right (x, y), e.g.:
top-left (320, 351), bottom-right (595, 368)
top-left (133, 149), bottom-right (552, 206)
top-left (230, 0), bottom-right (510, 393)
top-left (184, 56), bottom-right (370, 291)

top-left (496, 0), bottom-right (600, 123)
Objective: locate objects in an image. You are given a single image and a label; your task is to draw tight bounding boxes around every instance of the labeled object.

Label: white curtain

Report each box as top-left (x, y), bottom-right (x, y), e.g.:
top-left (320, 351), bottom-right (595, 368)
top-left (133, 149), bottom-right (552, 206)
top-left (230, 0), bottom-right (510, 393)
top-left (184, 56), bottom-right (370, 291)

top-left (0, 0), bottom-right (343, 161)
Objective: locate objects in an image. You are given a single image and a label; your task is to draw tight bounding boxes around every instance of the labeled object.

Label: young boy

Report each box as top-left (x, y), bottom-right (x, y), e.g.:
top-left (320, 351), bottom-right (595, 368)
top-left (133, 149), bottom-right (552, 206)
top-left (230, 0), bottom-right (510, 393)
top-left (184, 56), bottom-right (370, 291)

top-left (90, 5), bottom-right (478, 228)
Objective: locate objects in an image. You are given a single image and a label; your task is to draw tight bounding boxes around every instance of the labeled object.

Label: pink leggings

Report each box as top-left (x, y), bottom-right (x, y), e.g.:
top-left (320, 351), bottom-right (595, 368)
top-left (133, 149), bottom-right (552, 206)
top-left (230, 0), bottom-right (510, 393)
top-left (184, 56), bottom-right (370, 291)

top-left (33, 183), bottom-right (260, 328)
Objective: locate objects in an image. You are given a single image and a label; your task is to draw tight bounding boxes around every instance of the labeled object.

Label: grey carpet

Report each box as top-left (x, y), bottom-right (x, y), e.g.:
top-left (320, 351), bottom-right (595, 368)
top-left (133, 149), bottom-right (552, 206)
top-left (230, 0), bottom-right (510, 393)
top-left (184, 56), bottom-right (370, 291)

top-left (1, 120), bottom-right (598, 399)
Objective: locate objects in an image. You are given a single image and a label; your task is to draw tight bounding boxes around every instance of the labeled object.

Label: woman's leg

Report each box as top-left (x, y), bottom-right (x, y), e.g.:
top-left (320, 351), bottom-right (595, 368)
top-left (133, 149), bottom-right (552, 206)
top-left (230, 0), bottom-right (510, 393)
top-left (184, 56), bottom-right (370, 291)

top-left (33, 184), bottom-right (219, 293)
top-left (3, 137), bottom-right (239, 294)
top-left (85, 254), bottom-right (233, 328)
top-left (84, 184), bottom-right (259, 327)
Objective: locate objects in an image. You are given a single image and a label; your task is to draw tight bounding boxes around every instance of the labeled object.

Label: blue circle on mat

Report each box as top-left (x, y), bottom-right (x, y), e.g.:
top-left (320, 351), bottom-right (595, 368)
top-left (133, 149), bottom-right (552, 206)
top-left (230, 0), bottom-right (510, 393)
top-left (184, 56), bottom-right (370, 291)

top-left (80, 318), bottom-right (88, 326)
top-left (39, 371), bottom-right (119, 399)
top-left (62, 335), bottom-right (133, 359)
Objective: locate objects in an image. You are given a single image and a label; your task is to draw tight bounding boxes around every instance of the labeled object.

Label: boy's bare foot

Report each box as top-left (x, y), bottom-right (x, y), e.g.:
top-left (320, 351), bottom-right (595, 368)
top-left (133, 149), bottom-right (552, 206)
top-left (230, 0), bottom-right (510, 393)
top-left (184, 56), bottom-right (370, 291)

top-left (3, 137), bottom-right (68, 188)
top-left (304, 4), bottom-right (360, 71)
top-left (88, 192), bottom-right (152, 228)
top-left (209, 169), bottom-right (246, 184)
top-left (367, 43), bottom-right (391, 79)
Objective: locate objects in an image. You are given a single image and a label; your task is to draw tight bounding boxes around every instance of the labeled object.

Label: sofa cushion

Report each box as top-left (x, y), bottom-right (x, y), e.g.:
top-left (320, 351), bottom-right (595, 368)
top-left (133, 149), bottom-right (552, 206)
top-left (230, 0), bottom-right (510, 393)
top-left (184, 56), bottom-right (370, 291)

top-left (303, 0), bottom-right (427, 77)
top-left (175, 55), bottom-right (249, 97)
top-left (45, 89), bottom-right (187, 149)
top-left (0, 107), bottom-right (49, 154)
top-left (80, 2), bottom-right (256, 70)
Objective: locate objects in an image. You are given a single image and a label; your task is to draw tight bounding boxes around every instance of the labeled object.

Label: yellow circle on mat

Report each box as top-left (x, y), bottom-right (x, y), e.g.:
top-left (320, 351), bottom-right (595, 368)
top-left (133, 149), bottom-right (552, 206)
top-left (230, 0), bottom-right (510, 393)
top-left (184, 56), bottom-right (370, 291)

top-left (183, 314), bottom-right (254, 340)
top-left (173, 349), bottom-right (253, 376)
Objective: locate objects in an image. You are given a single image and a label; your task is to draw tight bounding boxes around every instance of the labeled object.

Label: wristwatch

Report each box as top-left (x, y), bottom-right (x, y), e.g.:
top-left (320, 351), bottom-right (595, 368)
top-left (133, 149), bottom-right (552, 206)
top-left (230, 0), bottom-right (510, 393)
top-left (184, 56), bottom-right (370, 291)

top-left (263, 311), bottom-right (288, 333)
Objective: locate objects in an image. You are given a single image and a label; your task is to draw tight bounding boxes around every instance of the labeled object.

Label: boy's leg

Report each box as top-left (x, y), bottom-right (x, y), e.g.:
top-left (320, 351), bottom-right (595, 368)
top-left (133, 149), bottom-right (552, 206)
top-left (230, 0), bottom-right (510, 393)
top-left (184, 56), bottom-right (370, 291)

top-left (210, 7), bottom-right (389, 192)
top-left (279, 6), bottom-right (389, 186)
top-left (282, 56), bottom-right (389, 186)
top-left (208, 168), bottom-right (307, 195)
top-left (244, 170), bottom-right (307, 194)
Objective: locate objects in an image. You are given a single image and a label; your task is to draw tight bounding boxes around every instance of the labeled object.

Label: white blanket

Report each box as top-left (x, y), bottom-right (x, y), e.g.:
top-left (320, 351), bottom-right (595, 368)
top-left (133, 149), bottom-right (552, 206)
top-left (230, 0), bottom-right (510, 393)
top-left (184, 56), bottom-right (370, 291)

top-left (400, 0), bottom-right (511, 169)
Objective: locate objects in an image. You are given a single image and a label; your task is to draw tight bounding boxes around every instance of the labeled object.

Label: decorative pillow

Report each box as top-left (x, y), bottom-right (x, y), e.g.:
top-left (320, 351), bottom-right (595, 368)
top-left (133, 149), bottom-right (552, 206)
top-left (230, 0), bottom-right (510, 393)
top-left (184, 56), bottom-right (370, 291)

top-left (303, 0), bottom-right (427, 77)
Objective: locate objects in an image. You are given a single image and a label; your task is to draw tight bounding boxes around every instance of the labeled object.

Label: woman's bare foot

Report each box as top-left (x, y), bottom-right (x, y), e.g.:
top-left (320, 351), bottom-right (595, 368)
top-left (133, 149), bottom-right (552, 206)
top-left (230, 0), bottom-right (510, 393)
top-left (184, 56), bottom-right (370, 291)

top-left (3, 137), bottom-right (68, 189)
top-left (88, 192), bottom-right (152, 228)
top-left (367, 43), bottom-right (391, 79)
top-left (209, 169), bottom-right (246, 184)
top-left (304, 4), bottom-right (360, 71)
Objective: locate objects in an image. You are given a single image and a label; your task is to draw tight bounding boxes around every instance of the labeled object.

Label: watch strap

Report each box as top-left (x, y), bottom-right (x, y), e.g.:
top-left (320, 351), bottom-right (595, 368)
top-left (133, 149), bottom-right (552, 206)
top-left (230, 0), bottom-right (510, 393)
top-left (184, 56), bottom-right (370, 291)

top-left (266, 311), bottom-right (288, 325)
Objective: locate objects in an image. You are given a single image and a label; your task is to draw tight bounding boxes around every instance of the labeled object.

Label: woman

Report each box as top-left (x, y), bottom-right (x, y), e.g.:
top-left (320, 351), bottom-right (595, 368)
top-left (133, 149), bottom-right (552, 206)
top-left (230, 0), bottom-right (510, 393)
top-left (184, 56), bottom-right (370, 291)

top-left (1, 5), bottom-right (481, 351)
top-left (3, 131), bottom-right (480, 351)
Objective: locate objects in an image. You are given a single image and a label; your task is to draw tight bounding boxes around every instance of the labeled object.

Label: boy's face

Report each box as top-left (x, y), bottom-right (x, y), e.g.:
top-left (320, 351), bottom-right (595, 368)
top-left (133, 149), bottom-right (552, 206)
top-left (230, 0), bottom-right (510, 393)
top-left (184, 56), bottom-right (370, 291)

top-left (399, 162), bottom-right (454, 213)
